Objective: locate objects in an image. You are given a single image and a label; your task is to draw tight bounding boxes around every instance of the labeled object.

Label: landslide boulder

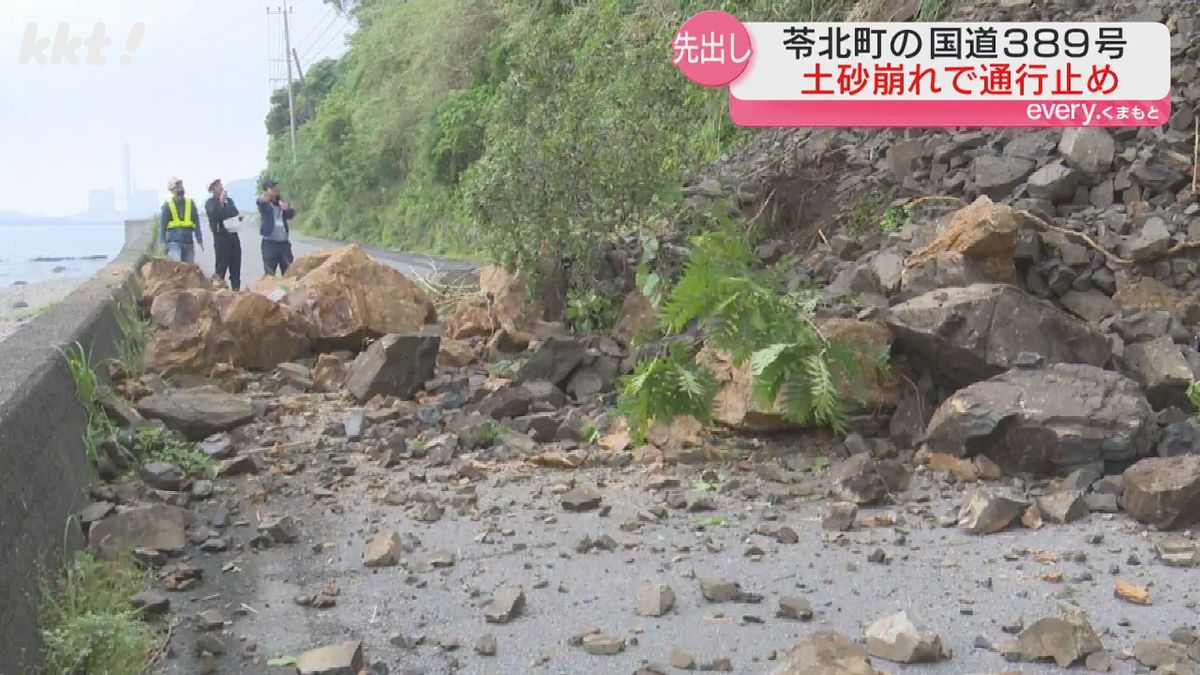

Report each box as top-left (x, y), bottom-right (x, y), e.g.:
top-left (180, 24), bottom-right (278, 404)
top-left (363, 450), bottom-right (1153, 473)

top-left (885, 284), bottom-right (1110, 386)
top-left (446, 295), bottom-right (495, 340)
top-left (283, 244), bottom-right (437, 350)
top-left (135, 386), bottom-right (256, 441)
top-left (346, 329), bottom-right (441, 402)
top-left (139, 259), bottom-right (210, 306)
top-left (1122, 455), bottom-right (1200, 529)
top-left (445, 265), bottom-right (544, 341)
top-left (924, 364), bottom-right (1156, 476)
top-left (143, 289), bottom-right (238, 377)
top-left (903, 195), bottom-right (1020, 286)
top-left (696, 319), bottom-right (899, 431)
top-left (87, 505), bottom-right (189, 560)
top-left (214, 290), bottom-right (312, 371)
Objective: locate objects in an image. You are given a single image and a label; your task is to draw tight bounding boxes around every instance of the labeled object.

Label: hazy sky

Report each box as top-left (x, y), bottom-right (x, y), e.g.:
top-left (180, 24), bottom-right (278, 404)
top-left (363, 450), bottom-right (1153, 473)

top-left (0, 0), bottom-right (352, 217)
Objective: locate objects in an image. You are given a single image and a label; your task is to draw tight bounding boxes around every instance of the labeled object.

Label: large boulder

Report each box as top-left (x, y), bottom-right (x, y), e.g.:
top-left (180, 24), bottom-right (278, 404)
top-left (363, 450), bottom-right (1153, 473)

top-left (143, 289), bottom-right (238, 377)
top-left (565, 338), bottom-right (623, 401)
top-left (345, 329), bottom-right (441, 402)
top-left (1122, 455), bottom-right (1200, 529)
top-left (904, 195), bottom-right (1019, 285)
top-left (480, 265), bottom-right (544, 333)
top-left (819, 319), bottom-right (903, 411)
top-left (924, 364), bottom-right (1156, 476)
top-left (886, 284), bottom-right (1110, 387)
top-left (135, 386), bottom-right (256, 441)
top-left (444, 265), bottom-right (548, 341)
top-left (515, 337), bottom-right (587, 389)
top-left (283, 245), bottom-right (437, 350)
top-left (214, 291), bottom-right (312, 371)
top-left (695, 346), bottom-right (793, 432)
top-left (139, 259), bottom-right (210, 305)
top-left (246, 276), bottom-right (288, 302)
top-left (282, 248), bottom-right (336, 280)
top-left (1058, 128), bottom-right (1115, 176)
top-left (896, 251), bottom-right (992, 301)
top-left (1121, 336), bottom-right (1194, 409)
top-left (445, 295), bottom-right (495, 340)
top-left (87, 505), bottom-right (189, 560)
top-left (973, 156), bottom-right (1035, 199)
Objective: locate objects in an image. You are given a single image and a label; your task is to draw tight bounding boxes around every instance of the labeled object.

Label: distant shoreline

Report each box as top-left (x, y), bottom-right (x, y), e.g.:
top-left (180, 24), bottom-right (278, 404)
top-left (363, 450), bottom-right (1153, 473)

top-left (0, 276), bottom-right (90, 343)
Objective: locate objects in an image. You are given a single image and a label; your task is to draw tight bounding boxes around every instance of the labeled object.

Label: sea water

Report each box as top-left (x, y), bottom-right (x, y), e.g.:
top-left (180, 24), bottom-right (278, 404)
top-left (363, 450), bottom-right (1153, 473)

top-left (0, 221), bottom-right (125, 285)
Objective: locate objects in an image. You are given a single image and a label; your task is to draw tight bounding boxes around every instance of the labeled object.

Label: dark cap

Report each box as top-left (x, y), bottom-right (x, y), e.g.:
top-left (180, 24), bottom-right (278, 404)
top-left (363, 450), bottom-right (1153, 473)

top-left (262, 179), bottom-right (278, 189)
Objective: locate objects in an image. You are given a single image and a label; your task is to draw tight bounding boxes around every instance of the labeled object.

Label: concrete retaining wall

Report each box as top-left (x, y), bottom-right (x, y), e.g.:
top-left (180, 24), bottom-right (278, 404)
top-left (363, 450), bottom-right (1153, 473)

top-left (0, 219), bottom-right (153, 673)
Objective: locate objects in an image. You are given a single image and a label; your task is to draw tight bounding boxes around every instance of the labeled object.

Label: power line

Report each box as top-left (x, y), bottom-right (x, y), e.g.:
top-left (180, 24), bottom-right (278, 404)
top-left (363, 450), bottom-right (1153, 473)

top-left (299, 14), bottom-right (346, 63)
top-left (296, 6), bottom-right (338, 55)
top-left (304, 18), bottom-right (350, 64)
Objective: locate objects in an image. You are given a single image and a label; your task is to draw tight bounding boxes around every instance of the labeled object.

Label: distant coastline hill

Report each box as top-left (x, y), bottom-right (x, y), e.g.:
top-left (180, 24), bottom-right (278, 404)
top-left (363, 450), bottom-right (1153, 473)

top-left (0, 211), bottom-right (75, 225)
top-left (0, 176), bottom-right (260, 225)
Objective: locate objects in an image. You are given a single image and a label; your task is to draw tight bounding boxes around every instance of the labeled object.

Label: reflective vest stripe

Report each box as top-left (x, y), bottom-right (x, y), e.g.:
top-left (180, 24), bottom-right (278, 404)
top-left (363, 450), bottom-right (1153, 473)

top-left (166, 199), bottom-right (194, 229)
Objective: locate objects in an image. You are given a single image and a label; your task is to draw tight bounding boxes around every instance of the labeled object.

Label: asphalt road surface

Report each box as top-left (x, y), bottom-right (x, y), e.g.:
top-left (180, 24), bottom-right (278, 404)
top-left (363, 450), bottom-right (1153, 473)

top-left (193, 212), bottom-right (477, 284)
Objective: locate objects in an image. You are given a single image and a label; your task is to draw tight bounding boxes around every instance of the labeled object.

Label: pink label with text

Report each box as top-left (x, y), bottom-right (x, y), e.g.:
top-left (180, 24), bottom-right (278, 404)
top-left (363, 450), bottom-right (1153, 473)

top-left (673, 17), bottom-right (1172, 127)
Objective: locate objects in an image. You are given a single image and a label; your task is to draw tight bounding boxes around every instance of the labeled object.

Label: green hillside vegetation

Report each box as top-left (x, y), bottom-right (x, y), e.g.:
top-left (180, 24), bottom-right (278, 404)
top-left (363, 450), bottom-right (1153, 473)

top-left (264, 0), bottom-right (943, 285)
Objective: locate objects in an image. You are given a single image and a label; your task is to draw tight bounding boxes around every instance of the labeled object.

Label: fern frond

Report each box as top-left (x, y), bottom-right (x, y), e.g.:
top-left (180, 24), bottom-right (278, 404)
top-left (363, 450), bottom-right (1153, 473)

top-left (750, 343), bottom-right (789, 377)
top-left (805, 353), bottom-right (841, 425)
top-left (623, 217), bottom-right (891, 440)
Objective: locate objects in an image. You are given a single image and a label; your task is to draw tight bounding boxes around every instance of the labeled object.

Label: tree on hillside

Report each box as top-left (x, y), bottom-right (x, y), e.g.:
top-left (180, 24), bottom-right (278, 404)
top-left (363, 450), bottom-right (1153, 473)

top-left (265, 58), bottom-right (342, 139)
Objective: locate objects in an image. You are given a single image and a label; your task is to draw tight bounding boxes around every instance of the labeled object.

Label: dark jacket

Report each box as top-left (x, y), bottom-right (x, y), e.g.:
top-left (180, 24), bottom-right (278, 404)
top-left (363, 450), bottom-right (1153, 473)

top-left (205, 196), bottom-right (240, 236)
top-left (256, 197), bottom-right (295, 238)
top-left (159, 197), bottom-right (202, 246)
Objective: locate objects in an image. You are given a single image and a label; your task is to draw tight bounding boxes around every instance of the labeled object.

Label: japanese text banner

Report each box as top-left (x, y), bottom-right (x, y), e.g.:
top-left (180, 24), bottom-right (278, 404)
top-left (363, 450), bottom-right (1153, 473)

top-left (672, 14), bottom-right (1172, 127)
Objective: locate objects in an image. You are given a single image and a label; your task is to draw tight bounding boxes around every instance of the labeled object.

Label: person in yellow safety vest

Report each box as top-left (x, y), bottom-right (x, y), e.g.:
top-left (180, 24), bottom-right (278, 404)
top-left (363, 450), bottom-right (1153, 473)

top-left (159, 177), bottom-right (204, 263)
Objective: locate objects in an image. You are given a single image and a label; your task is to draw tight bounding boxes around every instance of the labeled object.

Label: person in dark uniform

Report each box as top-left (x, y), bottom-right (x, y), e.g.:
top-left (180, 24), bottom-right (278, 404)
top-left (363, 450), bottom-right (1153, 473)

top-left (205, 178), bottom-right (243, 290)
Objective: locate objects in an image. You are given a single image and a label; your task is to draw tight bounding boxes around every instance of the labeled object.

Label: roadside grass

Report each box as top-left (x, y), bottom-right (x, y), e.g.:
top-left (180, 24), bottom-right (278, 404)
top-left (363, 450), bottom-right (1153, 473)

top-left (60, 342), bottom-right (117, 463)
top-left (114, 284), bottom-right (152, 379)
top-left (38, 544), bottom-right (160, 675)
top-left (129, 426), bottom-right (217, 481)
top-left (44, 281), bottom-right (173, 673)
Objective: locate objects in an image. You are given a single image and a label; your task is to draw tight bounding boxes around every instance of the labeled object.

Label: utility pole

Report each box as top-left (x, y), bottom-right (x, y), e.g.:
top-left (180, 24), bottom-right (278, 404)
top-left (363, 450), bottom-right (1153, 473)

top-left (267, 5), bottom-right (299, 160)
top-left (280, 3), bottom-right (298, 160)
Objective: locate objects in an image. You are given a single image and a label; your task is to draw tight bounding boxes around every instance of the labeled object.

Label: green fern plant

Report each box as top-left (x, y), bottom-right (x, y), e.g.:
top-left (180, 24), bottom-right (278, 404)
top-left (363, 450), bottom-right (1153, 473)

top-left (618, 223), bottom-right (889, 440)
top-left (617, 341), bottom-right (718, 445)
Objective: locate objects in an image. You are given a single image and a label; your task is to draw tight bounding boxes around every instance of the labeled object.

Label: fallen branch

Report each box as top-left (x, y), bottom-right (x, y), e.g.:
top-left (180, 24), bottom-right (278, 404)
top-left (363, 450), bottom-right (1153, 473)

top-left (143, 617), bottom-right (179, 675)
top-left (414, 260), bottom-right (477, 318)
top-left (743, 189), bottom-right (777, 243)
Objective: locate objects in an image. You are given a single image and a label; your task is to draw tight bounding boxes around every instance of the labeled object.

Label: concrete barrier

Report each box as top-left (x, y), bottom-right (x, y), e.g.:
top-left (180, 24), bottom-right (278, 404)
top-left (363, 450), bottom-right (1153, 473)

top-left (0, 219), bottom-right (154, 673)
